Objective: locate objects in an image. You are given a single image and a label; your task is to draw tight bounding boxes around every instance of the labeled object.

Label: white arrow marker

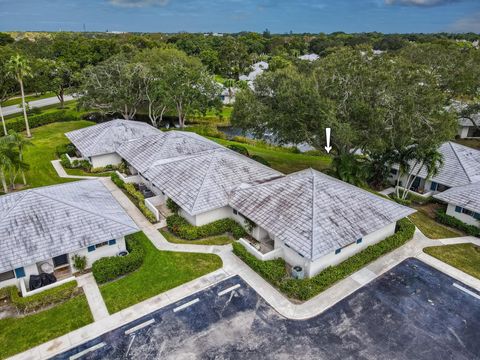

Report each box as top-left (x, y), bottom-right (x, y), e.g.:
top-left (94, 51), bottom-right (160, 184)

top-left (324, 128), bottom-right (332, 153)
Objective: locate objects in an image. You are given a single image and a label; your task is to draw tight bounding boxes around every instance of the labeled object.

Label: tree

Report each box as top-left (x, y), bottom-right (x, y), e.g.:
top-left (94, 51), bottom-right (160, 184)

top-left (78, 56), bottom-right (144, 119)
top-left (0, 135), bottom-right (28, 193)
top-left (50, 60), bottom-right (77, 109)
top-left (0, 47), bottom-right (16, 136)
top-left (7, 54), bottom-right (32, 137)
top-left (6, 130), bottom-right (32, 186)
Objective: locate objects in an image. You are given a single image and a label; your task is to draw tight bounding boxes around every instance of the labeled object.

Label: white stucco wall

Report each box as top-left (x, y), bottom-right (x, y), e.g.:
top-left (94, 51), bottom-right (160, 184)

top-left (446, 203), bottom-right (480, 228)
top-left (458, 126), bottom-right (470, 139)
top-left (71, 237), bottom-right (127, 269)
top-left (180, 206), bottom-right (233, 226)
top-left (90, 153), bottom-right (123, 168)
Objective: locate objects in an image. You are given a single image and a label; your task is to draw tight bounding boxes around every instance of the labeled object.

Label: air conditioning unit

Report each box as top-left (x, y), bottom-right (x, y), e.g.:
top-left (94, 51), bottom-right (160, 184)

top-left (291, 265), bottom-right (304, 280)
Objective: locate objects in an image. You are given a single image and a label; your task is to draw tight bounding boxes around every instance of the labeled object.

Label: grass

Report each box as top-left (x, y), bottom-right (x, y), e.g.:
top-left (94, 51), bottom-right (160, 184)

top-left (4, 100), bottom-right (77, 121)
top-left (424, 243), bottom-right (480, 279)
top-left (0, 295), bottom-right (93, 359)
top-left (1, 92), bottom-right (56, 107)
top-left (409, 210), bottom-right (462, 239)
top-left (64, 167), bottom-right (113, 177)
top-left (99, 232), bottom-right (223, 313)
top-left (21, 120), bottom-right (94, 188)
top-left (160, 228), bottom-right (234, 245)
top-left (209, 137), bottom-right (332, 174)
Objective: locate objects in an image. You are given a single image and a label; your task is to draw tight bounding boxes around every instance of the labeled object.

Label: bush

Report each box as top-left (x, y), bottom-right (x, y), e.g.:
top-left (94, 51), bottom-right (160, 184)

top-left (227, 144), bottom-right (249, 157)
top-left (92, 233), bottom-right (146, 284)
top-left (9, 281), bottom-right (79, 313)
top-left (436, 209), bottom-right (480, 237)
top-left (124, 183), bottom-right (144, 203)
top-left (166, 198), bottom-right (180, 214)
top-left (5, 109), bottom-right (81, 133)
top-left (166, 214), bottom-right (247, 240)
top-left (390, 195), bottom-right (412, 206)
top-left (233, 218), bottom-right (415, 301)
top-left (250, 154), bottom-right (270, 167)
top-left (55, 143), bottom-right (76, 157)
top-left (139, 201), bottom-right (157, 223)
top-left (72, 254), bottom-right (87, 272)
top-left (110, 172), bottom-right (125, 189)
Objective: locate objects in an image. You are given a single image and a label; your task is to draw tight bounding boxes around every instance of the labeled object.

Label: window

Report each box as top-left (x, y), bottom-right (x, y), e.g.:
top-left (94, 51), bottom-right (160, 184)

top-left (95, 241), bottom-right (108, 249)
top-left (335, 248), bottom-right (341, 255)
top-left (14, 267), bottom-right (26, 278)
top-left (108, 239), bottom-right (116, 246)
top-left (87, 245), bottom-right (96, 252)
top-left (53, 254), bottom-right (69, 267)
top-left (356, 238), bottom-right (363, 244)
top-left (474, 212), bottom-right (480, 220)
top-left (233, 209), bottom-right (238, 215)
top-left (430, 182), bottom-right (438, 191)
top-left (455, 206), bottom-right (462, 213)
top-left (0, 270), bottom-right (15, 282)
top-left (389, 168), bottom-right (398, 175)
top-left (462, 208), bottom-right (474, 217)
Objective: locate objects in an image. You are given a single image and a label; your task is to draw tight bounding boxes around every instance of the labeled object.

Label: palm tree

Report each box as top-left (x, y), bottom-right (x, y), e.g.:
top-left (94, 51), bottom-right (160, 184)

top-left (7, 130), bottom-right (32, 185)
top-left (0, 140), bottom-right (16, 193)
top-left (7, 54), bottom-right (32, 137)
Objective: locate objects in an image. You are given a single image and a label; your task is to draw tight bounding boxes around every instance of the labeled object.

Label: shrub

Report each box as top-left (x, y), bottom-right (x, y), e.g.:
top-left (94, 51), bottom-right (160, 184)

top-left (0, 286), bottom-right (13, 301)
top-left (9, 281), bottom-right (79, 313)
top-left (233, 218), bottom-right (415, 301)
top-left (436, 209), bottom-right (480, 237)
top-left (390, 195), bottom-right (412, 206)
top-left (166, 214), bottom-right (247, 240)
top-left (110, 172), bottom-right (125, 189)
top-left (55, 143), bottom-right (76, 157)
top-left (227, 144), bottom-right (249, 157)
top-left (72, 254), bottom-right (87, 272)
top-left (92, 233), bottom-right (146, 284)
top-left (250, 154), bottom-right (270, 166)
top-left (166, 198), bottom-right (180, 214)
top-left (5, 109), bottom-right (80, 133)
top-left (139, 201), bottom-right (157, 223)
top-left (60, 154), bottom-right (71, 168)
top-left (124, 183), bottom-right (144, 203)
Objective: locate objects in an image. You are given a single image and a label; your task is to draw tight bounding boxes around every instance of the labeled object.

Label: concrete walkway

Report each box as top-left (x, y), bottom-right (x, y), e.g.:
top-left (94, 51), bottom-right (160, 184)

top-left (2, 95), bottom-right (75, 116)
top-left (11, 172), bottom-right (480, 360)
top-left (76, 274), bottom-right (109, 322)
top-left (50, 160), bottom-right (101, 180)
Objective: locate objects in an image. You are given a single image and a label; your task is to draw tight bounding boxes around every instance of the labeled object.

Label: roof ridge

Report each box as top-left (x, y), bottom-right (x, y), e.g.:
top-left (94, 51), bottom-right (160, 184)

top-left (32, 184), bottom-right (138, 230)
top-left (0, 191), bottom-right (30, 228)
top-left (88, 121), bottom-right (118, 155)
top-left (230, 169), bottom-right (311, 194)
top-left (191, 151), bottom-right (218, 213)
top-left (449, 141), bottom-right (473, 183)
top-left (310, 171), bottom-right (316, 260)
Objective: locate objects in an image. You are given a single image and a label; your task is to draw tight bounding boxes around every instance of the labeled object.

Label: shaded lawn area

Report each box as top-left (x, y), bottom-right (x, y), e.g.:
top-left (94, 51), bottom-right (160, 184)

top-left (455, 138), bottom-right (480, 150)
top-left (22, 120), bottom-right (94, 188)
top-left (160, 229), bottom-right (233, 246)
top-left (0, 295), bottom-right (93, 359)
top-left (409, 210), bottom-right (462, 239)
top-left (209, 138), bottom-right (332, 174)
top-left (424, 243), bottom-right (480, 279)
top-left (99, 232), bottom-right (223, 314)
top-left (1, 92), bottom-right (56, 107)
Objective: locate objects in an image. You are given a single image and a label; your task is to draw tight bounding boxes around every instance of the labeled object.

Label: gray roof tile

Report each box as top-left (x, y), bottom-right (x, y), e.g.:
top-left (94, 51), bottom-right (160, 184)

top-left (434, 182), bottom-right (480, 213)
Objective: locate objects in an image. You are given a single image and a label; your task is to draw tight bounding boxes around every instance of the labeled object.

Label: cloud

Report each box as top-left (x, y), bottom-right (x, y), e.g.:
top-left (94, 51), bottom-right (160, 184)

top-left (385, 0), bottom-right (460, 6)
top-left (109, 0), bottom-right (169, 8)
top-left (449, 12), bottom-right (480, 32)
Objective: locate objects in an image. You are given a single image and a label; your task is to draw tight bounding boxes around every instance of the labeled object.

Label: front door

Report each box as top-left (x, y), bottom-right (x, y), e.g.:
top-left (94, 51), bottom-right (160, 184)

top-left (52, 254), bottom-right (69, 268)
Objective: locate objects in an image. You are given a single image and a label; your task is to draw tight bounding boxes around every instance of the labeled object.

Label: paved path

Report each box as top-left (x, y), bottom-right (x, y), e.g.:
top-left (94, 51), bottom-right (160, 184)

top-left (50, 160), bottom-right (101, 180)
top-left (11, 169), bottom-right (480, 360)
top-left (76, 274), bottom-right (109, 321)
top-left (2, 95), bottom-right (75, 116)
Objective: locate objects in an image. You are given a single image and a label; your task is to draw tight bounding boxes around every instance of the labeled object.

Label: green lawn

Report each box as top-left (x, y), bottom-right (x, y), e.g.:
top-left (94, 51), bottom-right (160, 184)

top-left (4, 100), bottom-right (77, 121)
top-left (424, 243), bottom-right (480, 279)
top-left (409, 210), bottom-right (462, 239)
top-left (209, 138), bottom-right (332, 174)
top-left (0, 295), bottom-right (93, 359)
top-left (160, 229), bottom-right (233, 245)
top-left (99, 232), bottom-right (223, 314)
top-left (1, 92), bottom-right (56, 107)
top-left (22, 120), bottom-right (94, 188)
top-left (64, 167), bottom-right (113, 177)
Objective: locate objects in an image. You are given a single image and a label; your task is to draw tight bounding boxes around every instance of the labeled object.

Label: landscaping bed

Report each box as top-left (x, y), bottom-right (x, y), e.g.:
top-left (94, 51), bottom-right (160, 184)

top-left (98, 231), bottom-right (223, 313)
top-left (435, 209), bottom-right (480, 237)
top-left (166, 214), bottom-right (246, 240)
top-left (160, 228), bottom-right (233, 246)
top-left (424, 243), bottom-right (480, 279)
top-left (233, 218), bottom-right (416, 301)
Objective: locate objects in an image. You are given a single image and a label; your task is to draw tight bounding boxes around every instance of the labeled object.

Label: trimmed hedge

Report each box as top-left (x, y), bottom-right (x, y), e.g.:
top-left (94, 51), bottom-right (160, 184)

top-left (166, 214), bottom-right (247, 240)
top-left (5, 109), bottom-right (81, 133)
top-left (227, 144), bottom-right (249, 157)
top-left (436, 209), bottom-right (480, 237)
top-left (233, 218), bottom-right (415, 301)
top-left (7, 281), bottom-right (79, 313)
top-left (251, 154), bottom-right (270, 167)
top-left (92, 232), bottom-right (146, 284)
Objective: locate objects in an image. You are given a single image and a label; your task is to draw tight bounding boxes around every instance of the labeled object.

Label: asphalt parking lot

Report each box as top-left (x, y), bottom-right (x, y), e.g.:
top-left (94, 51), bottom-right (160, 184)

top-left (53, 258), bottom-right (480, 360)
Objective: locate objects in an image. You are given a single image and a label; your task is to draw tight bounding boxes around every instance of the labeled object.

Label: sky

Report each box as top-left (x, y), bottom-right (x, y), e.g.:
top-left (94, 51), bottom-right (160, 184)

top-left (0, 0), bottom-right (479, 34)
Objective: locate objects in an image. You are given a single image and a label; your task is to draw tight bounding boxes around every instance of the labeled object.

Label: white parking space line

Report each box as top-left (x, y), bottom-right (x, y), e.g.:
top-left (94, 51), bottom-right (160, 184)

top-left (218, 284), bottom-right (241, 296)
top-left (453, 283), bottom-right (480, 300)
top-left (173, 298), bottom-right (200, 313)
top-left (69, 342), bottom-right (106, 360)
top-left (124, 318), bottom-right (155, 335)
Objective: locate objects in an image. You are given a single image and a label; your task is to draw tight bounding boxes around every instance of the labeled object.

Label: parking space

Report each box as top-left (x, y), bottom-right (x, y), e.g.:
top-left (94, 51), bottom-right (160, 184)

top-left (52, 258), bottom-right (480, 360)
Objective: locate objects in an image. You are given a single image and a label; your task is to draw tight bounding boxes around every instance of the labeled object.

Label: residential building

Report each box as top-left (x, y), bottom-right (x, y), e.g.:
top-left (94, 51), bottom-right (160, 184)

top-left (434, 183), bottom-right (480, 227)
top-left (229, 169), bottom-right (415, 278)
top-left (458, 114), bottom-right (480, 139)
top-left (389, 141), bottom-right (480, 197)
top-left (65, 119), bottom-right (160, 168)
top-left (0, 180), bottom-right (139, 291)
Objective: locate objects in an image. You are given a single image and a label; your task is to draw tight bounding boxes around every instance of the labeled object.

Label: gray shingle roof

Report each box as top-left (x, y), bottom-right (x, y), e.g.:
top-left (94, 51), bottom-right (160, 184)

top-left (65, 119), bottom-right (160, 157)
top-left (407, 142), bottom-right (480, 188)
top-left (117, 131), bottom-right (222, 173)
top-left (143, 148), bottom-right (282, 215)
top-left (229, 169), bottom-right (415, 261)
top-left (434, 183), bottom-right (480, 213)
top-left (0, 180), bottom-right (139, 273)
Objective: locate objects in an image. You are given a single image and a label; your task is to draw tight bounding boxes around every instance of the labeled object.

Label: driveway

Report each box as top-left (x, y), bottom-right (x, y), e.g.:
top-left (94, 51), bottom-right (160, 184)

top-left (52, 258), bottom-right (479, 360)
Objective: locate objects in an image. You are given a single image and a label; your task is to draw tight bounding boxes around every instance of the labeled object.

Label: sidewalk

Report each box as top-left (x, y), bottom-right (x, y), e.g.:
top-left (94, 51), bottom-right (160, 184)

top-left (50, 160), bottom-right (101, 180)
top-left (76, 273), bottom-right (109, 322)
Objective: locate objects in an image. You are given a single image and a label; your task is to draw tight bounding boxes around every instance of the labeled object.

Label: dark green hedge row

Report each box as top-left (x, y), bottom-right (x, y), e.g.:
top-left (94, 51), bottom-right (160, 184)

top-left (233, 218), bottom-right (415, 301)
top-left (5, 280), bottom-right (80, 313)
top-left (5, 110), bottom-right (81, 133)
top-left (436, 209), bottom-right (480, 237)
top-left (166, 214), bottom-right (247, 240)
top-left (92, 233), bottom-right (146, 284)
